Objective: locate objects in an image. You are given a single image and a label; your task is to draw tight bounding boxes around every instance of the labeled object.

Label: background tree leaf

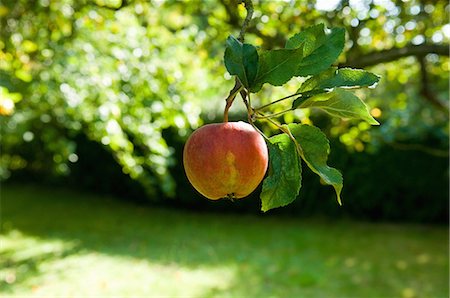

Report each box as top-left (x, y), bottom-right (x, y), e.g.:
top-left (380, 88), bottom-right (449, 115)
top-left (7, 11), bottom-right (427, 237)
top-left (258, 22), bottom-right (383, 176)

top-left (249, 47), bottom-right (303, 93)
top-left (224, 35), bottom-right (259, 88)
top-left (260, 133), bottom-right (302, 212)
top-left (287, 124), bottom-right (343, 205)
top-left (298, 67), bottom-right (380, 93)
top-left (295, 88), bottom-right (380, 125)
top-left (286, 26), bottom-right (345, 76)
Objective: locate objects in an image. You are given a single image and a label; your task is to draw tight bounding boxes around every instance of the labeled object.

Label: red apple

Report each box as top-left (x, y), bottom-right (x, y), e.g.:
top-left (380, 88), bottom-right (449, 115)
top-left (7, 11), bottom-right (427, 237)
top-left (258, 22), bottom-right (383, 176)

top-left (183, 121), bottom-right (269, 200)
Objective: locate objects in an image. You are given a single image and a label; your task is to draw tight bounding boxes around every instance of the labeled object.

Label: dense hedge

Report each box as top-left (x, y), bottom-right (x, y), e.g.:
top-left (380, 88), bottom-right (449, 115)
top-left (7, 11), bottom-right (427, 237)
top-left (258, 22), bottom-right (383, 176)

top-left (169, 126), bottom-right (449, 223)
top-left (7, 125), bottom-right (448, 223)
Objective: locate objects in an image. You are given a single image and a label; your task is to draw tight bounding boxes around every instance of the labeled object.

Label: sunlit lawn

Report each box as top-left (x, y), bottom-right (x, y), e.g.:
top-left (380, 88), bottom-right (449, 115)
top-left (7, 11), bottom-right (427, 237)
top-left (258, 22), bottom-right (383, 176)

top-left (1, 185), bottom-right (448, 298)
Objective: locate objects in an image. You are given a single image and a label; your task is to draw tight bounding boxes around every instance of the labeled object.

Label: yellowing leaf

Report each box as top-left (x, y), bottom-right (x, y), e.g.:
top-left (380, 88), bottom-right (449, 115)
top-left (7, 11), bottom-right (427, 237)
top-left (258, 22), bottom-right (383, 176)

top-left (288, 124), bottom-right (343, 205)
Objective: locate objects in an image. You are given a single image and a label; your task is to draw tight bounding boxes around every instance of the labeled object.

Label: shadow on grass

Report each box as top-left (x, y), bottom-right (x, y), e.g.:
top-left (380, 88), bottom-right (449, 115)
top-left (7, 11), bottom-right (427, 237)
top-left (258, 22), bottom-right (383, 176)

top-left (1, 184), bottom-right (449, 297)
top-left (0, 244), bottom-right (81, 294)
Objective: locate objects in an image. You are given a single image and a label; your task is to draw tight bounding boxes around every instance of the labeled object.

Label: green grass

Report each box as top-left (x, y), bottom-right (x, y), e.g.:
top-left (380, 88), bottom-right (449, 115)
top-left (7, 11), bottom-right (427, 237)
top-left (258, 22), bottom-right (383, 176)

top-left (0, 185), bottom-right (448, 298)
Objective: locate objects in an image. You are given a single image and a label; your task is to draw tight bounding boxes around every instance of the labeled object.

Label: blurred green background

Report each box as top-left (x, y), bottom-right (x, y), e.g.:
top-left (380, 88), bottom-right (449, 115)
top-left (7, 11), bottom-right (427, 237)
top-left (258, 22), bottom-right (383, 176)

top-left (0, 0), bottom-right (448, 297)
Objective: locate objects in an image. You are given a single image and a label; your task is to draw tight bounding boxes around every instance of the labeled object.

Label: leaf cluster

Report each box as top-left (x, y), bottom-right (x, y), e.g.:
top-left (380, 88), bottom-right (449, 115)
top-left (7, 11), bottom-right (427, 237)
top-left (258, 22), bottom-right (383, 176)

top-left (224, 24), bottom-right (380, 211)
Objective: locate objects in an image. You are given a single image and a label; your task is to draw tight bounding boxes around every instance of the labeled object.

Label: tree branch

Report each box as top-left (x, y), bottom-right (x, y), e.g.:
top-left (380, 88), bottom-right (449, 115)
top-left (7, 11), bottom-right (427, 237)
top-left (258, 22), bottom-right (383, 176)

top-left (237, 0), bottom-right (253, 42)
top-left (417, 55), bottom-right (448, 112)
top-left (219, 0), bottom-right (240, 27)
top-left (223, 0), bottom-right (254, 121)
top-left (341, 43), bottom-right (449, 68)
top-left (220, 0), bottom-right (285, 48)
top-left (389, 141), bottom-right (449, 158)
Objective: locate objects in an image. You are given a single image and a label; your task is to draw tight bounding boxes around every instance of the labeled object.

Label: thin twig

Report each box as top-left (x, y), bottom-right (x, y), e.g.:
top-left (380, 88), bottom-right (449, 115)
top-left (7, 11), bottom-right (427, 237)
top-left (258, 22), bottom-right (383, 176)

top-left (257, 112), bottom-right (283, 129)
top-left (341, 43), bottom-right (450, 68)
top-left (248, 119), bottom-right (270, 141)
top-left (246, 90), bottom-right (254, 116)
top-left (219, 0), bottom-right (285, 47)
top-left (223, 0), bottom-right (253, 122)
top-left (237, 0), bottom-right (254, 42)
top-left (243, 93), bottom-right (270, 140)
top-left (258, 112), bottom-right (305, 158)
top-left (254, 108), bottom-right (294, 119)
top-left (255, 93), bottom-right (301, 111)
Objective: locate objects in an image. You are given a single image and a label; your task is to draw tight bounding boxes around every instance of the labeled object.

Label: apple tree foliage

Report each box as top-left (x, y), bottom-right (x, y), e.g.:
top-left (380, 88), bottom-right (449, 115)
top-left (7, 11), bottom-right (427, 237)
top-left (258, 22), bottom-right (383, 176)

top-left (0, 0), bottom-right (225, 197)
top-left (224, 24), bottom-right (380, 211)
top-left (0, 0), bottom-right (447, 206)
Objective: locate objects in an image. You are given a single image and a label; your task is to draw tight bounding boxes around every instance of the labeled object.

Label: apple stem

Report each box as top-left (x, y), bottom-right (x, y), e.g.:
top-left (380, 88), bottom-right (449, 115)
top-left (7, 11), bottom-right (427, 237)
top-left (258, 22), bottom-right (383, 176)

top-left (223, 102), bottom-right (232, 123)
top-left (224, 81), bottom-right (243, 123)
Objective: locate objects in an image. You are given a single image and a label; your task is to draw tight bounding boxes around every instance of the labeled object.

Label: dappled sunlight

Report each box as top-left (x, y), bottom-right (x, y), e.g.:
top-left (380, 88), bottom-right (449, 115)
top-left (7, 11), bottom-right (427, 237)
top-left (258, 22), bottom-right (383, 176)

top-left (0, 0), bottom-right (448, 295)
top-left (1, 186), bottom-right (448, 297)
top-left (1, 230), bottom-right (238, 297)
top-left (1, 230), bottom-right (79, 294)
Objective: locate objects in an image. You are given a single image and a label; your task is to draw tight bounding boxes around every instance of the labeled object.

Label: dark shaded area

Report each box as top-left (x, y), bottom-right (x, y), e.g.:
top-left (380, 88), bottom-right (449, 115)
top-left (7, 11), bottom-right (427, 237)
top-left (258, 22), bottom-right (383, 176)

top-left (6, 124), bottom-right (448, 223)
top-left (6, 133), bottom-right (149, 204)
top-left (68, 134), bottom-right (149, 203)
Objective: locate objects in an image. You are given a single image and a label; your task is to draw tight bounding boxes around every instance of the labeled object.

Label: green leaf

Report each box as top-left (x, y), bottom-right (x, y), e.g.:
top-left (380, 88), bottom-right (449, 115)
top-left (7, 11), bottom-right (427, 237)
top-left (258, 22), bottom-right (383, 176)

top-left (224, 35), bottom-right (259, 88)
top-left (295, 88), bottom-right (379, 125)
top-left (287, 124), bottom-right (343, 205)
top-left (286, 25), bottom-right (345, 76)
top-left (249, 47), bottom-right (303, 93)
top-left (260, 133), bottom-right (302, 212)
top-left (285, 24), bottom-right (327, 54)
top-left (298, 67), bottom-right (380, 93)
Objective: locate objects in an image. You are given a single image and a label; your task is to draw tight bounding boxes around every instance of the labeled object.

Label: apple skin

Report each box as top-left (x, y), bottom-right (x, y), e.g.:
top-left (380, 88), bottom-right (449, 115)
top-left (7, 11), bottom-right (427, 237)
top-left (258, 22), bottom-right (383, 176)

top-left (183, 121), bottom-right (269, 200)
